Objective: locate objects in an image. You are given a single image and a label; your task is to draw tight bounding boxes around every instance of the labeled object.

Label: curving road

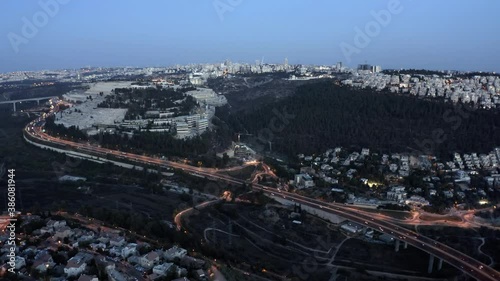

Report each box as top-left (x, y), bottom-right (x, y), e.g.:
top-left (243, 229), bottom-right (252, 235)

top-left (24, 117), bottom-right (500, 281)
top-left (260, 190), bottom-right (499, 280)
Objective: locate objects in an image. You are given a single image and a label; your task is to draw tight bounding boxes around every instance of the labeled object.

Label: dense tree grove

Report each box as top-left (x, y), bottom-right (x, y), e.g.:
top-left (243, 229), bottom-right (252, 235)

top-left (221, 81), bottom-right (500, 159)
top-left (44, 115), bottom-right (87, 141)
top-left (98, 130), bottom-right (231, 168)
top-left (100, 130), bottom-right (211, 157)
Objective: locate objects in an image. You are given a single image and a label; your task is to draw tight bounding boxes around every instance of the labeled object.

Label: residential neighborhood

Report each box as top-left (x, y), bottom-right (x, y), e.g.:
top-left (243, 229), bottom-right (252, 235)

top-left (291, 146), bottom-right (500, 213)
top-left (346, 71), bottom-right (500, 109)
top-left (0, 215), bottom-right (211, 281)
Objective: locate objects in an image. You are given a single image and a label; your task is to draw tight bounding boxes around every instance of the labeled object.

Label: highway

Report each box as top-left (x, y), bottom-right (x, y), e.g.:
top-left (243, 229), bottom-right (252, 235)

top-left (24, 116), bottom-right (500, 281)
top-left (0, 96), bottom-right (58, 104)
top-left (258, 189), bottom-right (498, 281)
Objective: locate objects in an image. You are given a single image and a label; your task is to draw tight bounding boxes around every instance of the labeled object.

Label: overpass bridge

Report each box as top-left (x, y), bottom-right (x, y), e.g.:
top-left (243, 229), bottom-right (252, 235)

top-left (0, 96), bottom-right (58, 111)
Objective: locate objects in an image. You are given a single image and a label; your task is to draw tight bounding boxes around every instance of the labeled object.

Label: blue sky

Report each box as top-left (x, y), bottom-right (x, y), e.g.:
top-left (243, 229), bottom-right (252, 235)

top-left (1, 0), bottom-right (499, 73)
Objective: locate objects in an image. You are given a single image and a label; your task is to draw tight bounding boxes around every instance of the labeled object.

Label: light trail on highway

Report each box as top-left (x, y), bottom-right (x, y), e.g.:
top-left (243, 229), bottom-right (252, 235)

top-left (24, 116), bottom-right (500, 281)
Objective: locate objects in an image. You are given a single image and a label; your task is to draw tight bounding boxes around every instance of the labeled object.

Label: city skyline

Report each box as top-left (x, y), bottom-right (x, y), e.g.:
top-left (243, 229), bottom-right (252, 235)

top-left (1, 0), bottom-right (500, 73)
top-left (2, 2), bottom-right (500, 279)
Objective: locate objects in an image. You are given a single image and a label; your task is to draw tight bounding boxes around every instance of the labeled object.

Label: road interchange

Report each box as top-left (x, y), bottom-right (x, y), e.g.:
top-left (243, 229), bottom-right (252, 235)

top-left (24, 116), bottom-right (500, 281)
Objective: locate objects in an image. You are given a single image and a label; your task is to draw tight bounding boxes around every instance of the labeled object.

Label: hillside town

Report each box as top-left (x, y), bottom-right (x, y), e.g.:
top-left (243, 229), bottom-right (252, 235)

top-left (291, 146), bottom-right (500, 213)
top-left (345, 70), bottom-right (500, 109)
top-left (3, 60), bottom-right (499, 112)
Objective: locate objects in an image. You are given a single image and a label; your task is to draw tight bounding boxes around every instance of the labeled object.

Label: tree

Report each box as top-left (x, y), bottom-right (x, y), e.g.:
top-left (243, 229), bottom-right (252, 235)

top-left (222, 153), bottom-right (230, 167)
top-left (78, 240), bottom-right (91, 249)
top-left (52, 252), bottom-right (66, 264)
top-left (179, 192), bottom-right (192, 202)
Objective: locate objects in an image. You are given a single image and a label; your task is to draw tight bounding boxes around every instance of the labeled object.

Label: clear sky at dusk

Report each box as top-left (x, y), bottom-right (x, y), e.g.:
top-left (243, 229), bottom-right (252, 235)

top-left (1, 0), bottom-right (499, 73)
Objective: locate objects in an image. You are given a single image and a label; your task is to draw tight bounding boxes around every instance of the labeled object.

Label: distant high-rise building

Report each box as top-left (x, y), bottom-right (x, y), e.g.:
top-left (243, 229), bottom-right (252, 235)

top-left (358, 64), bottom-right (381, 73)
top-left (358, 64), bottom-right (372, 71)
top-left (336, 62), bottom-right (343, 70)
top-left (284, 58), bottom-right (288, 67)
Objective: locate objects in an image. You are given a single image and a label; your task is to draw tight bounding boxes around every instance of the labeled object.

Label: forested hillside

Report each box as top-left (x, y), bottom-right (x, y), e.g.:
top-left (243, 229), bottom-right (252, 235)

top-left (222, 81), bottom-right (500, 158)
